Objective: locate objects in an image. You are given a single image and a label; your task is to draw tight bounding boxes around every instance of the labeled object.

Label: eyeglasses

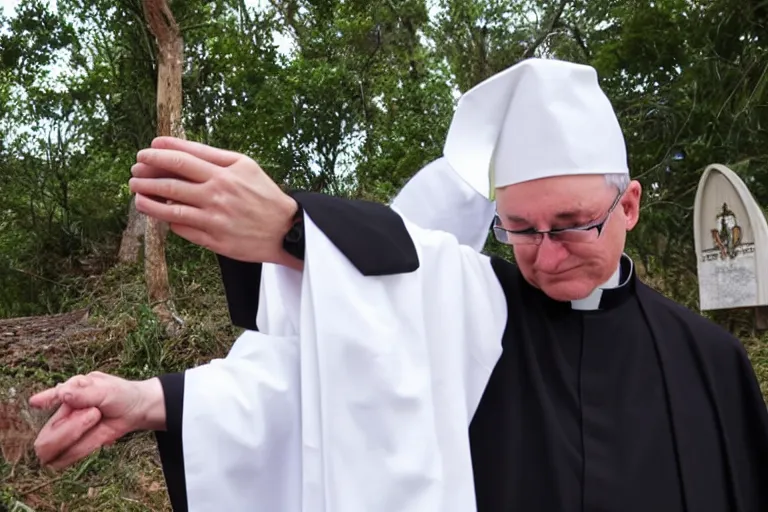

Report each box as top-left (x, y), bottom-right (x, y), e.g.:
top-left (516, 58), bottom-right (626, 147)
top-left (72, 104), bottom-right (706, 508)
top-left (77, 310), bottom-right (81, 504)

top-left (493, 190), bottom-right (624, 246)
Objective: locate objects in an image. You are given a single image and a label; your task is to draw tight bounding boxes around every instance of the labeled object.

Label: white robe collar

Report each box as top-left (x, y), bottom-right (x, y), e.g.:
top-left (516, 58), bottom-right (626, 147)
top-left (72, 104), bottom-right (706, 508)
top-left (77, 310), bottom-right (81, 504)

top-left (570, 254), bottom-right (633, 311)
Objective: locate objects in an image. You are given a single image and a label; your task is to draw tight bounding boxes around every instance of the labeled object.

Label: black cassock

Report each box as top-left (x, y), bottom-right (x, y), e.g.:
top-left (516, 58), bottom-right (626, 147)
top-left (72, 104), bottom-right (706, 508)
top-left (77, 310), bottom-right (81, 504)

top-left (156, 192), bottom-right (768, 512)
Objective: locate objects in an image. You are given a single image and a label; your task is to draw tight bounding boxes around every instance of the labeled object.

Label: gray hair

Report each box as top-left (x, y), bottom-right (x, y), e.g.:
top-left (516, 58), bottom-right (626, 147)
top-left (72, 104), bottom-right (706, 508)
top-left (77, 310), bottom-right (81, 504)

top-left (605, 173), bottom-right (630, 193)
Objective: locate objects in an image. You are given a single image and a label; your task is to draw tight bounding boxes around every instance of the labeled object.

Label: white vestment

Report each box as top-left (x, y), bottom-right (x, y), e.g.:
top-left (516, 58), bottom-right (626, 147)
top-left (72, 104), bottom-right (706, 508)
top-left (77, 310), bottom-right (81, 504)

top-left (178, 206), bottom-right (507, 511)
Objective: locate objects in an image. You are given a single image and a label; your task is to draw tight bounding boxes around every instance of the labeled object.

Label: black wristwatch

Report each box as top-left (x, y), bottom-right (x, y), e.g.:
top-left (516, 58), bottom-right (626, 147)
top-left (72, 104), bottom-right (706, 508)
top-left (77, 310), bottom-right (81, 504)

top-left (282, 201), bottom-right (306, 261)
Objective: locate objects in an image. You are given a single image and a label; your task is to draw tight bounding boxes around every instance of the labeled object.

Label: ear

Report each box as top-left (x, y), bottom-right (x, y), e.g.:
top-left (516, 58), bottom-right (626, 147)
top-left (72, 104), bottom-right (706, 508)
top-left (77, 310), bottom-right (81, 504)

top-left (622, 180), bottom-right (642, 231)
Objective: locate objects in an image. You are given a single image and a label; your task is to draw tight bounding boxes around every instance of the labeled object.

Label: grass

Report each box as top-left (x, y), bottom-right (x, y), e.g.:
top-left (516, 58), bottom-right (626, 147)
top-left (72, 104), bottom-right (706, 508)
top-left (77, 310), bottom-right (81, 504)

top-left (0, 431), bottom-right (169, 511)
top-left (0, 243), bottom-right (767, 511)
top-left (744, 333), bottom-right (768, 399)
top-left (0, 241), bottom-right (241, 511)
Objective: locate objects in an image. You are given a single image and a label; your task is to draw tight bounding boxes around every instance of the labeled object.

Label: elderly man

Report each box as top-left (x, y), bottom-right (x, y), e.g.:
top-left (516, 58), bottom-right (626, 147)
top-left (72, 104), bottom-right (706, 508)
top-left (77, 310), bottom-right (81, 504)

top-left (31, 58), bottom-right (768, 512)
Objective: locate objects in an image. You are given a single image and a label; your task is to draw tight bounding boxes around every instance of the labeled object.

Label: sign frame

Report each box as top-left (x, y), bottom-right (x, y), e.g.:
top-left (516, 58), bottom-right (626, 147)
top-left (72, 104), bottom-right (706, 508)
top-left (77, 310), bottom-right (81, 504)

top-left (693, 163), bottom-right (768, 313)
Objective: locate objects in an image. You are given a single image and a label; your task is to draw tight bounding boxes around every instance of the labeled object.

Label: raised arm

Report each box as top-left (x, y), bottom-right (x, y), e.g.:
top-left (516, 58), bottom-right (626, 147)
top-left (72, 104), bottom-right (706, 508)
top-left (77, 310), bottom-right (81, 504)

top-left (217, 190), bottom-right (420, 329)
top-left (128, 137), bottom-right (305, 272)
top-left (129, 136), bottom-right (495, 330)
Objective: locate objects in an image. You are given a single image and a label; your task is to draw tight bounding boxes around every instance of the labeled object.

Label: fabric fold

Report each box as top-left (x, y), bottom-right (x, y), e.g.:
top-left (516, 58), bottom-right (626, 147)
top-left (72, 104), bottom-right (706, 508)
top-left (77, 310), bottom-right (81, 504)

top-left (179, 211), bottom-right (507, 511)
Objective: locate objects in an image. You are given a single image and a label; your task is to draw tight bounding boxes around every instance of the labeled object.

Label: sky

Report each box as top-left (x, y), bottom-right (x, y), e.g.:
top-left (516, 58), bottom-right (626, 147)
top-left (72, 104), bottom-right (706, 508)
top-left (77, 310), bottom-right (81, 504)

top-left (1, 0), bottom-right (27, 16)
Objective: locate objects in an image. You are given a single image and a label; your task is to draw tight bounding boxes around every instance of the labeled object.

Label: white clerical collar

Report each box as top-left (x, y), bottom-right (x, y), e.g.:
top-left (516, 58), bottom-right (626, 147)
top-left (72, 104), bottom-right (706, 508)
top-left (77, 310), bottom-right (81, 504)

top-left (570, 255), bottom-right (632, 311)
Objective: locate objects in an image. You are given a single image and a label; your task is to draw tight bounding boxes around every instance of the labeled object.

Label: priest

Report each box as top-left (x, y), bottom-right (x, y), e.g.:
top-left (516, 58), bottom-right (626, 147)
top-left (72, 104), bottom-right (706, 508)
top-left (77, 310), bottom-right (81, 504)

top-left (31, 58), bottom-right (768, 512)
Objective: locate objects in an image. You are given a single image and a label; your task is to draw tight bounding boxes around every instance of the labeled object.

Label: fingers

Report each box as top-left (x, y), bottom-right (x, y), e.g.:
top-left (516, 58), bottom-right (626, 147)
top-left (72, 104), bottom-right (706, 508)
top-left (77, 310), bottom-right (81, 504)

top-left (134, 193), bottom-right (213, 229)
top-left (30, 374), bottom-right (97, 410)
top-left (169, 223), bottom-right (217, 251)
top-left (130, 162), bottom-right (180, 180)
top-left (35, 405), bottom-right (102, 466)
top-left (151, 137), bottom-right (243, 167)
top-left (129, 177), bottom-right (205, 206)
top-left (57, 376), bottom-right (109, 410)
top-left (46, 423), bottom-right (118, 470)
top-left (30, 387), bottom-right (62, 410)
top-left (136, 148), bottom-right (219, 183)
top-left (45, 401), bottom-right (75, 429)
top-left (31, 372), bottom-right (135, 470)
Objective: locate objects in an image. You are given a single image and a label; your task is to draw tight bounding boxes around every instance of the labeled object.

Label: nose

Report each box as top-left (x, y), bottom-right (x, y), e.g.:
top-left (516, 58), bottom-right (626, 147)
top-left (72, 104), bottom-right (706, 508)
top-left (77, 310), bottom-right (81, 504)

top-left (533, 236), bottom-right (569, 273)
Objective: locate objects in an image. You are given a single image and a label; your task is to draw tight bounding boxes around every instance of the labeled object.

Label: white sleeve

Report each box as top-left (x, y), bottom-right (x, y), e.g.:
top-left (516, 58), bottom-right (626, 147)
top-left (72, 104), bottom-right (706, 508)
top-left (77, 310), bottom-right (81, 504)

top-left (181, 330), bottom-right (302, 511)
top-left (177, 208), bottom-right (506, 512)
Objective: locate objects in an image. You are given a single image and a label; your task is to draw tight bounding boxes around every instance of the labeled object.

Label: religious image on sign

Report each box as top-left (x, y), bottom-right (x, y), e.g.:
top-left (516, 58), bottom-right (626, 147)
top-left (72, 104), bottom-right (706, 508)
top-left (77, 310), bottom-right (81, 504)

top-left (710, 203), bottom-right (743, 259)
top-left (701, 202), bottom-right (755, 263)
top-left (694, 163), bottom-right (767, 311)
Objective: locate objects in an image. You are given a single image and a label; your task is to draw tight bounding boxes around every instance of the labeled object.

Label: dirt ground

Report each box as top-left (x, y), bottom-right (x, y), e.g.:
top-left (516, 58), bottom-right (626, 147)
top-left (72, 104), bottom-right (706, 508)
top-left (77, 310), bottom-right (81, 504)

top-left (0, 310), bottom-right (172, 511)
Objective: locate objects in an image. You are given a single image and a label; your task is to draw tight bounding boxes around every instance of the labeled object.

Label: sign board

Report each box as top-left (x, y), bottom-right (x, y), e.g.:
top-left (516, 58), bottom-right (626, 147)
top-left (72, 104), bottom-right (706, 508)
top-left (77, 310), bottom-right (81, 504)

top-left (693, 164), bottom-right (768, 311)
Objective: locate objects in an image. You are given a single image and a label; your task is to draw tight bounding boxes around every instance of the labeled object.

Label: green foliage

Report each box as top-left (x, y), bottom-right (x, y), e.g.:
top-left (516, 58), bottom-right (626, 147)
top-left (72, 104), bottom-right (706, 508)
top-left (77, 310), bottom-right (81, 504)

top-left (0, 0), bottom-right (763, 354)
top-left (1, 0), bottom-right (768, 506)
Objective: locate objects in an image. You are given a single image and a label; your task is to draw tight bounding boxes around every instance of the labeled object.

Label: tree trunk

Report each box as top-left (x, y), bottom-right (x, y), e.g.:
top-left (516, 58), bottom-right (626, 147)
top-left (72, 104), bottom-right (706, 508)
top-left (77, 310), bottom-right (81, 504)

top-left (142, 0), bottom-right (185, 334)
top-left (117, 195), bottom-right (145, 264)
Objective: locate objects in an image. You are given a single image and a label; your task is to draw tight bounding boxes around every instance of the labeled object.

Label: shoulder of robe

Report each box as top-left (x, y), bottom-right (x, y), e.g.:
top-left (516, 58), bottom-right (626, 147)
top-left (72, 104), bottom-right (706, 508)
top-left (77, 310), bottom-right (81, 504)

top-left (636, 281), bottom-right (748, 361)
top-left (293, 191), bottom-right (419, 276)
top-left (488, 256), bottom-right (525, 296)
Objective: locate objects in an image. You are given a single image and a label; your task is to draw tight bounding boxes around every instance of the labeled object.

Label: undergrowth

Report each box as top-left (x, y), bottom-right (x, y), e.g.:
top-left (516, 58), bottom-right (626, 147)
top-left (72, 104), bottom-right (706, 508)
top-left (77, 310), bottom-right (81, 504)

top-left (0, 238), bottom-right (241, 511)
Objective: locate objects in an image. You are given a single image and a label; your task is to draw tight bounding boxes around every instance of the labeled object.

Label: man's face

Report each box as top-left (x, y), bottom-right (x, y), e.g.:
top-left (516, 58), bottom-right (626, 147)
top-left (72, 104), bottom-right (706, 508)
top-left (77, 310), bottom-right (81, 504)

top-left (494, 174), bottom-right (642, 301)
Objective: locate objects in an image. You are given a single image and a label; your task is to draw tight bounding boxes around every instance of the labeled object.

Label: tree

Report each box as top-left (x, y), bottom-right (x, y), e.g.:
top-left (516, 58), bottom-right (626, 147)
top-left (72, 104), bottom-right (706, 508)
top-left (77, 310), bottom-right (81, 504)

top-left (140, 0), bottom-right (185, 332)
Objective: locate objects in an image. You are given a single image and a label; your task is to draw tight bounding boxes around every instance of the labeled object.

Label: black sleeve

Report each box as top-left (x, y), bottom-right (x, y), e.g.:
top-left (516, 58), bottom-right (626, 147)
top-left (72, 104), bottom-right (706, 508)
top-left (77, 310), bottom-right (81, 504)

top-left (154, 372), bottom-right (188, 512)
top-left (216, 255), bottom-right (264, 331)
top-left (217, 191), bottom-right (420, 331)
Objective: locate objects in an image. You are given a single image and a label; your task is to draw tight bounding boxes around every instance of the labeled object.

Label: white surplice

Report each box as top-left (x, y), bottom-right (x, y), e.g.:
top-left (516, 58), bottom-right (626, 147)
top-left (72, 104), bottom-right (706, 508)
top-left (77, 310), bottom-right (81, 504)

top-left (177, 182), bottom-right (506, 510)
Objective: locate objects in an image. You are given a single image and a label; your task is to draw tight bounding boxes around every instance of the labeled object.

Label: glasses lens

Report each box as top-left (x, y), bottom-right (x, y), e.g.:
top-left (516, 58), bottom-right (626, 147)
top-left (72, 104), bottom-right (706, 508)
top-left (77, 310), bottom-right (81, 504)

top-left (550, 228), bottom-right (599, 243)
top-left (493, 226), bottom-right (509, 244)
top-left (494, 228), bottom-right (539, 245)
top-left (507, 233), bottom-right (541, 245)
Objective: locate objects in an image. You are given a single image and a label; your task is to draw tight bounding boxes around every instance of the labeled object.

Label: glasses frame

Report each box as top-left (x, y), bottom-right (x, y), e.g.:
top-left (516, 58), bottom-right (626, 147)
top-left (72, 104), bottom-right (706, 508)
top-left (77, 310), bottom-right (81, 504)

top-left (493, 189), bottom-right (625, 246)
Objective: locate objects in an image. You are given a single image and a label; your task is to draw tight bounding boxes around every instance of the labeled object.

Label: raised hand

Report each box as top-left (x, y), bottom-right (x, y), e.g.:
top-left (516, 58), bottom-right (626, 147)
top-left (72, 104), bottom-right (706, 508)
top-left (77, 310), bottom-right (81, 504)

top-left (29, 372), bottom-right (165, 470)
top-left (130, 137), bottom-right (301, 267)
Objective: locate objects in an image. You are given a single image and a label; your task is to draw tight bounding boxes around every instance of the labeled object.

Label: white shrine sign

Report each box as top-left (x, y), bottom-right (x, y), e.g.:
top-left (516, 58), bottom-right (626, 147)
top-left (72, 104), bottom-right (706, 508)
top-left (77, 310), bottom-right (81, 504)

top-left (693, 164), bottom-right (768, 312)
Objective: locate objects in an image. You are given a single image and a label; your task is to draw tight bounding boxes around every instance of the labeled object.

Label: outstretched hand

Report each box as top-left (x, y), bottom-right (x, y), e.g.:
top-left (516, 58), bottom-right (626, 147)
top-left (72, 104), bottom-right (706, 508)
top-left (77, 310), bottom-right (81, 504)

top-left (29, 372), bottom-right (165, 470)
top-left (130, 137), bottom-right (301, 267)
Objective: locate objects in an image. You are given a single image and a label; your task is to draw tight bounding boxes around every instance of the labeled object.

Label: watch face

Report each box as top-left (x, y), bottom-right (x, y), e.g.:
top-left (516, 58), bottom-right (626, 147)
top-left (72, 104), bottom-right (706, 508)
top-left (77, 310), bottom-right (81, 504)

top-left (285, 223), bottom-right (302, 243)
top-left (283, 223), bottom-right (306, 259)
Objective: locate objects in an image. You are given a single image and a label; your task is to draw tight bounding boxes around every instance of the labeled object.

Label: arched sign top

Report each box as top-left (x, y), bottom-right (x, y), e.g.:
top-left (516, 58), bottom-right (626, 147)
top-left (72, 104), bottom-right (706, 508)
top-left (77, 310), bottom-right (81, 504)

top-left (693, 164), bottom-right (768, 310)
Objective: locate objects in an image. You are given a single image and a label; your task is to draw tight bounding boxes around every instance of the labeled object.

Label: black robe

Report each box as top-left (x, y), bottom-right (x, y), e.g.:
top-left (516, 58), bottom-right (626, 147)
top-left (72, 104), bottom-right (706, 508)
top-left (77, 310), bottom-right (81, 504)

top-left (155, 192), bottom-right (768, 512)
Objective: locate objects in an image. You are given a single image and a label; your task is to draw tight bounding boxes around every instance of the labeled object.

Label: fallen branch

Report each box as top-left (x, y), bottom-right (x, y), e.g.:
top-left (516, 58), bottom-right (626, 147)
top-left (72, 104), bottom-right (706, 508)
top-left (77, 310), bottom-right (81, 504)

top-left (0, 308), bottom-right (104, 367)
top-left (19, 475), bottom-right (66, 496)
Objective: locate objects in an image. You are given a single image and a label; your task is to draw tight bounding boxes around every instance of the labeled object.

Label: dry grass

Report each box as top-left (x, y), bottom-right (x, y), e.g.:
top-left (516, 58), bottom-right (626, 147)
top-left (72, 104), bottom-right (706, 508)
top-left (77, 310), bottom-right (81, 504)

top-left (0, 363), bottom-right (172, 511)
top-left (0, 428), bottom-right (170, 511)
top-left (0, 253), bottom-right (240, 511)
